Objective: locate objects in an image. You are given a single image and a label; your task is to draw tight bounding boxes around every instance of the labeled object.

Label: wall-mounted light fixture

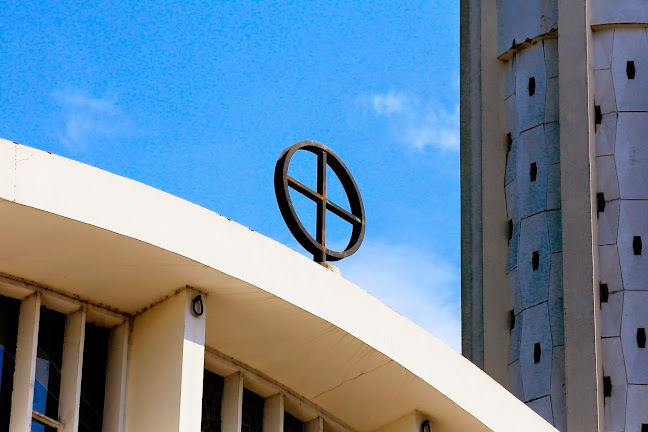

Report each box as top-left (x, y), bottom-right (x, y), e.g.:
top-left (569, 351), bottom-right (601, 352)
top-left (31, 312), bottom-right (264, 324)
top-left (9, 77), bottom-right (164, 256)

top-left (421, 419), bottom-right (431, 432)
top-left (192, 295), bottom-right (204, 317)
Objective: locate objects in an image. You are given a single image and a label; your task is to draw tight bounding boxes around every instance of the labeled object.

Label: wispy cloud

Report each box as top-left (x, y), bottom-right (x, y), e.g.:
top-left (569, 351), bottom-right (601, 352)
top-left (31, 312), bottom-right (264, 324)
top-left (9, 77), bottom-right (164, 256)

top-left (363, 90), bottom-right (459, 151)
top-left (51, 89), bottom-right (132, 150)
top-left (336, 240), bottom-right (461, 352)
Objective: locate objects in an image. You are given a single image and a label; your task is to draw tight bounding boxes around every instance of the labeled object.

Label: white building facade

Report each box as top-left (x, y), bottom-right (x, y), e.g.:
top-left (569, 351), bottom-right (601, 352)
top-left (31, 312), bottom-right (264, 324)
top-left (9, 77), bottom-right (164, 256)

top-left (0, 140), bottom-right (553, 432)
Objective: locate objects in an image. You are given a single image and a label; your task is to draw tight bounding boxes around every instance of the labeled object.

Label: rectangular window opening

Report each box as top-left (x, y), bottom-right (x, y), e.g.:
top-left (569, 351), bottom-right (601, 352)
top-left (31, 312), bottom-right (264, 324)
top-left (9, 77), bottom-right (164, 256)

top-left (600, 283), bottom-right (609, 303)
top-left (0, 295), bottom-right (20, 430)
top-left (638, 328), bottom-right (646, 349)
top-left (597, 193), bottom-right (606, 214)
top-left (532, 251), bottom-right (540, 271)
top-left (641, 424), bottom-right (648, 432)
top-left (627, 61), bottom-right (636, 79)
top-left (506, 133), bottom-right (512, 153)
top-left (79, 322), bottom-right (110, 432)
top-left (202, 370), bottom-right (225, 432)
top-left (533, 342), bottom-right (541, 364)
top-left (284, 411), bottom-right (304, 432)
top-left (528, 77), bottom-right (536, 96)
top-left (603, 376), bottom-right (612, 397)
top-left (508, 310), bottom-right (515, 331)
top-left (33, 307), bottom-right (65, 423)
top-left (595, 105), bottom-right (602, 126)
top-left (507, 219), bottom-right (514, 241)
top-left (242, 388), bottom-right (264, 432)
top-left (634, 236), bottom-right (643, 256)
top-left (529, 162), bottom-right (538, 182)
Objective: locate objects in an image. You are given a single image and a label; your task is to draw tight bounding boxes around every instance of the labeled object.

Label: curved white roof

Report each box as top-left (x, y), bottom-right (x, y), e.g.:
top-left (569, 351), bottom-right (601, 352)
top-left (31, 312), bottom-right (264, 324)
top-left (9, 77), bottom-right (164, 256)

top-left (0, 139), bottom-right (555, 432)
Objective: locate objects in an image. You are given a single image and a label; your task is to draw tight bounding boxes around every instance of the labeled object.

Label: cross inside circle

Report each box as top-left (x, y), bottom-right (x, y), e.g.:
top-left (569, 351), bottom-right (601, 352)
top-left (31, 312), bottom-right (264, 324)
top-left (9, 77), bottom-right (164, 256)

top-left (274, 141), bottom-right (366, 263)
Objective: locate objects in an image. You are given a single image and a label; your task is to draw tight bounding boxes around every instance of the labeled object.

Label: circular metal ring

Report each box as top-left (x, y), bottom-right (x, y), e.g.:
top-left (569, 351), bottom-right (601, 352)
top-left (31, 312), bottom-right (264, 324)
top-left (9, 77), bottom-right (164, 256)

top-left (274, 140), bottom-right (366, 262)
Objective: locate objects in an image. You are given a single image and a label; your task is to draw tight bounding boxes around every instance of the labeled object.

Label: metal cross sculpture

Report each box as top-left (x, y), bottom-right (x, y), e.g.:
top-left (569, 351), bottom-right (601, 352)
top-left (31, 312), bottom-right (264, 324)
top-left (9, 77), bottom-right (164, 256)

top-left (274, 140), bottom-right (366, 263)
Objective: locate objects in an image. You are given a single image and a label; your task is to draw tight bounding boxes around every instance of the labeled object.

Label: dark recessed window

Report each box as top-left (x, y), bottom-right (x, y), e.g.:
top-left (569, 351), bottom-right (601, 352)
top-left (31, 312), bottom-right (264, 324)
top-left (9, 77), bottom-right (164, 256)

top-left (529, 163), bottom-right (538, 182)
top-left (638, 328), bottom-right (646, 349)
top-left (508, 310), bottom-right (516, 331)
top-left (528, 77), bottom-right (536, 96)
top-left (33, 307), bottom-right (65, 427)
top-left (284, 412), bottom-right (304, 432)
top-left (597, 193), bottom-right (606, 214)
top-left (506, 133), bottom-right (512, 153)
top-left (242, 388), bottom-right (264, 432)
top-left (202, 370), bottom-right (225, 432)
top-left (532, 251), bottom-right (540, 271)
top-left (0, 295), bottom-right (20, 431)
top-left (642, 424), bottom-right (648, 432)
top-left (79, 323), bottom-right (110, 432)
top-left (600, 283), bottom-right (609, 303)
top-left (533, 342), bottom-right (541, 363)
top-left (603, 376), bottom-right (612, 397)
top-left (507, 219), bottom-right (514, 241)
top-left (595, 105), bottom-right (602, 126)
top-left (634, 236), bottom-right (643, 256)
top-left (627, 61), bottom-right (636, 79)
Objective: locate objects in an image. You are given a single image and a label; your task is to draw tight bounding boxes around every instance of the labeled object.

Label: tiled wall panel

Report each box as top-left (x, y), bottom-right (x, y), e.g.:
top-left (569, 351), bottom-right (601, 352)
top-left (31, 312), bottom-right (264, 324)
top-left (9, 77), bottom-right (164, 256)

top-left (504, 36), bottom-right (565, 430)
top-left (595, 27), bottom-right (648, 431)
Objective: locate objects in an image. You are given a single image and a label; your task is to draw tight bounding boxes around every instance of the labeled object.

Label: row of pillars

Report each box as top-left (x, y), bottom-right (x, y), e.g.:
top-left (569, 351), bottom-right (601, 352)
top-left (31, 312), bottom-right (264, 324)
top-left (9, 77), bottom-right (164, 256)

top-left (8, 287), bottom-right (324, 432)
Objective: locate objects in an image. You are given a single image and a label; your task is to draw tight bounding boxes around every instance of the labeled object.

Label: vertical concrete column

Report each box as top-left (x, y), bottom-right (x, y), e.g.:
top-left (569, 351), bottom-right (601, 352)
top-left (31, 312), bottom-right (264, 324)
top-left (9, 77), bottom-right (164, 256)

top-left (558, 0), bottom-right (604, 430)
top-left (262, 394), bottom-right (284, 432)
top-left (222, 372), bottom-right (243, 432)
top-left (305, 417), bottom-right (323, 432)
top-left (59, 309), bottom-right (86, 432)
top-left (9, 292), bottom-right (41, 432)
top-left (125, 289), bottom-right (206, 432)
top-left (103, 322), bottom-right (129, 432)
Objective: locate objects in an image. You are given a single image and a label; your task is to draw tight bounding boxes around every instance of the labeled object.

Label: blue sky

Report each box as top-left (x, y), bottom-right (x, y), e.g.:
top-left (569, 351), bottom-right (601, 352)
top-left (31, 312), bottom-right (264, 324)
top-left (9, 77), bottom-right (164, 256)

top-left (2, 1), bottom-right (460, 350)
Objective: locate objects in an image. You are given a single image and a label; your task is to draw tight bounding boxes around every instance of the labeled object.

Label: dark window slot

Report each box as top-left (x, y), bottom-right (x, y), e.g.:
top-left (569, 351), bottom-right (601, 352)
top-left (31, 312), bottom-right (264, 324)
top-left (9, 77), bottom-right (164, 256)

top-left (642, 424), bottom-right (648, 432)
top-left (638, 328), bottom-right (646, 349)
top-left (202, 370), bottom-right (225, 432)
top-left (634, 236), bottom-right (643, 256)
top-left (506, 133), bottom-right (512, 153)
top-left (600, 283), bottom-right (609, 303)
top-left (508, 310), bottom-right (515, 331)
top-left (603, 376), bottom-right (612, 397)
top-left (533, 342), bottom-right (541, 363)
top-left (532, 251), bottom-right (540, 271)
top-left (284, 411), bottom-right (304, 432)
top-left (597, 193), bottom-right (606, 213)
top-left (528, 77), bottom-right (536, 96)
top-left (627, 61), bottom-right (636, 79)
top-left (529, 163), bottom-right (538, 182)
top-left (595, 105), bottom-right (602, 125)
top-left (507, 219), bottom-right (514, 241)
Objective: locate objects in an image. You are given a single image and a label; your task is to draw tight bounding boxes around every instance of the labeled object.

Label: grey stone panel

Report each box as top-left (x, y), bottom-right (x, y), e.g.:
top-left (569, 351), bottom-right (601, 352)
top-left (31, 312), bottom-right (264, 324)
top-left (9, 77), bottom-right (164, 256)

top-left (520, 303), bottom-right (552, 401)
top-left (517, 126), bottom-right (549, 219)
top-left (622, 291), bottom-right (648, 384)
top-left (519, 213), bottom-right (551, 309)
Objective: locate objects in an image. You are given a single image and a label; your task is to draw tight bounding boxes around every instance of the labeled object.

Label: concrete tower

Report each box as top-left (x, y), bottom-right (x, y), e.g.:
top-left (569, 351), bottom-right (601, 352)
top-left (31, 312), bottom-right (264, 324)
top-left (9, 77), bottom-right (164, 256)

top-left (462, 1), bottom-right (648, 430)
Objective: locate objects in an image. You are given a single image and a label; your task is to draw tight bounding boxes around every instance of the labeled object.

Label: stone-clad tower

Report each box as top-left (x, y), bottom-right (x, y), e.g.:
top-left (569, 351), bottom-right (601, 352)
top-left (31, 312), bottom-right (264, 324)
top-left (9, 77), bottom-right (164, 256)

top-left (462, 1), bottom-right (648, 430)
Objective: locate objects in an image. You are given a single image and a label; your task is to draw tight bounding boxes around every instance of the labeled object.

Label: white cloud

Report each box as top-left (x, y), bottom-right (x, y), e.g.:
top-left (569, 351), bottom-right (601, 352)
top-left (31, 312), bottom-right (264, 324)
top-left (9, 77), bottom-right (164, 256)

top-left (371, 91), bottom-right (415, 117)
top-left (336, 240), bottom-right (461, 352)
top-left (51, 90), bottom-right (131, 150)
top-left (364, 90), bottom-right (459, 151)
